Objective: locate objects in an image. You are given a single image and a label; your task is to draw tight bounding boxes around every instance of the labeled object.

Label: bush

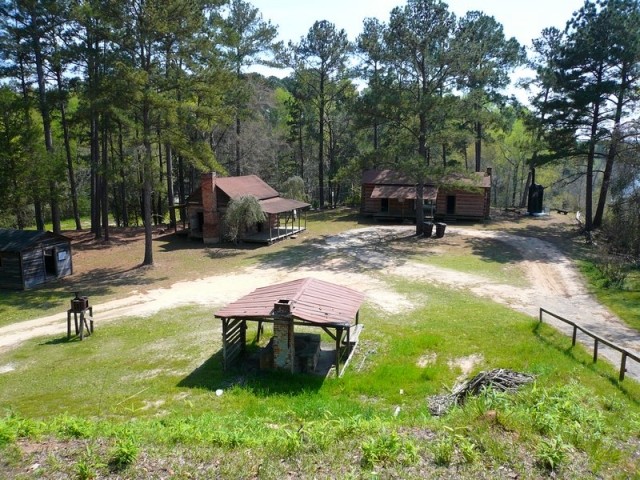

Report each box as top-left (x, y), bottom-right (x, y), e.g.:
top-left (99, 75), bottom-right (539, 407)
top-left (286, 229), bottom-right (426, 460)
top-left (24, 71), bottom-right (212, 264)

top-left (223, 195), bottom-right (266, 243)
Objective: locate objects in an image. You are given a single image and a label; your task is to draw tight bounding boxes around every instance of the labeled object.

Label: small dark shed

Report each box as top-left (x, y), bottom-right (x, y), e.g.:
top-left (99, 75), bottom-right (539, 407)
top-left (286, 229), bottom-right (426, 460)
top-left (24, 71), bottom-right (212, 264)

top-left (0, 229), bottom-right (73, 290)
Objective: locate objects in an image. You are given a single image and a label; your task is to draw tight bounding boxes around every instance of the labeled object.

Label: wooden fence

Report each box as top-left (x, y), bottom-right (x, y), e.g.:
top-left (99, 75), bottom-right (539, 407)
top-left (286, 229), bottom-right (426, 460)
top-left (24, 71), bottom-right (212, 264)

top-left (539, 308), bottom-right (640, 381)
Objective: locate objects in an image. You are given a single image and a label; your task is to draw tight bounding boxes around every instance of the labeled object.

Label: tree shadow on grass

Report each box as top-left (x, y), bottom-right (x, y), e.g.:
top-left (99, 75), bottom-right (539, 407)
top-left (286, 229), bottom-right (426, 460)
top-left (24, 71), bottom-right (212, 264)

top-left (466, 237), bottom-right (524, 265)
top-left (0, 265), bottom-right (167, 327)
top-left (253, 228), bottom-right (419, 274)
top-left (178, 348), bottom-right (325, 395)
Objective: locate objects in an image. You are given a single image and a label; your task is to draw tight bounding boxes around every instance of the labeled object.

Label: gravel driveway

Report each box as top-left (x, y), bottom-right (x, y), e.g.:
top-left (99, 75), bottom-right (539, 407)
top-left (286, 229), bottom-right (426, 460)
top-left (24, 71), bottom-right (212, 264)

top-left (1, 225), bottom-right (639, 380)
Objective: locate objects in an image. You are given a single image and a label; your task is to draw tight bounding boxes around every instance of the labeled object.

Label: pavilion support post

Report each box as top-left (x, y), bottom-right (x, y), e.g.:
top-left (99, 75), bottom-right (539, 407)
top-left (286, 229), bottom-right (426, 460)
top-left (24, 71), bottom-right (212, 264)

top-left (335, 327), bottom-right (344, 377)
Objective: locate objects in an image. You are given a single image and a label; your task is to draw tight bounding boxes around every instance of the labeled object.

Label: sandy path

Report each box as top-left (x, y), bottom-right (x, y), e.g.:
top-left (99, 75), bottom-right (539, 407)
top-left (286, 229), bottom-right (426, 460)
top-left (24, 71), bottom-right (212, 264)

top-left (1, 225), bottom-right (639, 380)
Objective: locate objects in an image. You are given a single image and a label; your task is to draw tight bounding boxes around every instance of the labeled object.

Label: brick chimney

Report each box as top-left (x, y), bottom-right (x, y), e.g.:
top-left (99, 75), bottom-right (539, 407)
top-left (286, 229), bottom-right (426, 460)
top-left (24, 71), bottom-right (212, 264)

top-left (486, 167), bottom-right (492, 177)
top-left (201, 172), bottom-right (220, 244)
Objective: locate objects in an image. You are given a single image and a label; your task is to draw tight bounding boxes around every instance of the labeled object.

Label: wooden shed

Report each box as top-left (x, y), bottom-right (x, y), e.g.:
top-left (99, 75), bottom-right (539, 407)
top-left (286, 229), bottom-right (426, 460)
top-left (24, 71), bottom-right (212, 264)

top-left (214, 277), bottom-right (365, 376)
top-left (0, 229), bottom-right (73, 290)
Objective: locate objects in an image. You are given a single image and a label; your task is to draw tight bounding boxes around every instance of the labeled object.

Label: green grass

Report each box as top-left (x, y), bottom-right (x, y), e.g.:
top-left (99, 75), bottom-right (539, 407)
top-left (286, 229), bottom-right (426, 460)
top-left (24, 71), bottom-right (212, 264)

top-left (2, 211), bottom-right (640, 477)
top-left (579, 261), bottom-right (640, 332)
top-left (1, 278), bottom-right (640, 477)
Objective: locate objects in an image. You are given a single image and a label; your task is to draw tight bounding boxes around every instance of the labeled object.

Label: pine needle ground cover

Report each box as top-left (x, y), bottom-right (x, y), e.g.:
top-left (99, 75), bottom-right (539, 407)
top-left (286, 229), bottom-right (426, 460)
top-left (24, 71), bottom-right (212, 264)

top-left (1, 278), bottom-right (639, 478)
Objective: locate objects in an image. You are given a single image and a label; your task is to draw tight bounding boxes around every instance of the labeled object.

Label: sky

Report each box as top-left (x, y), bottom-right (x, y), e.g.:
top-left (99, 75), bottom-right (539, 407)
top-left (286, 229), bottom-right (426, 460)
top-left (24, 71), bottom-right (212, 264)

top-left (248, 0), bottom-right (586, 99)
top-left (249, 0), bottom-right (585, 49)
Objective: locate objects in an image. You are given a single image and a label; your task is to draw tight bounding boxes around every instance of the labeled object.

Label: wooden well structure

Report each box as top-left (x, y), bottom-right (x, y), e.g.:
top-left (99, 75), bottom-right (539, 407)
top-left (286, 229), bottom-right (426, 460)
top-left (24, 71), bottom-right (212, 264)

top-left (214, 278), bottom-right (364, 376)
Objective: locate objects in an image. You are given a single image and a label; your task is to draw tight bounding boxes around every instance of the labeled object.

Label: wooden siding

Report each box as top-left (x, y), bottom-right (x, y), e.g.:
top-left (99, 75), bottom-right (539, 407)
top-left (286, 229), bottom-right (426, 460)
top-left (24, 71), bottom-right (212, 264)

top-left (436, 189), bottom-right (488, 219)
top-left (0, 253), bottom-right (24, 290)
top-left (0, 239), bottom-right (73, 290)
top-left (22, 248), bottom-right (46, 289)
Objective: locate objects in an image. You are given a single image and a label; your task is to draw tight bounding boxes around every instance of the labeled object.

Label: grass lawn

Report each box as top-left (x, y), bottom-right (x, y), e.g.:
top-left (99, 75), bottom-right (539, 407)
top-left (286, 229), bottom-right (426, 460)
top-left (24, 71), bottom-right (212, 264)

top-left (1, 210), bottom-right (640, 478)
top-left (1, 281), bottom-right (639, 478)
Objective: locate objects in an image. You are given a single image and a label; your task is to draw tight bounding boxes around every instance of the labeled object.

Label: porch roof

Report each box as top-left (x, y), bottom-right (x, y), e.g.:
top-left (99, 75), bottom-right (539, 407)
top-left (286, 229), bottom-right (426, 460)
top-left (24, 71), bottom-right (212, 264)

top-left (259, 197), bottom-right (310, 214)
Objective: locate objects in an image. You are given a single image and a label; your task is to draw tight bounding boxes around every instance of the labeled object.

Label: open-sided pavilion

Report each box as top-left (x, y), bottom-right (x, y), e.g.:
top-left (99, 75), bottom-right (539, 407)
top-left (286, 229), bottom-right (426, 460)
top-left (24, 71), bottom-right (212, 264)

top-left (214, 277), bottom-right (364, 376)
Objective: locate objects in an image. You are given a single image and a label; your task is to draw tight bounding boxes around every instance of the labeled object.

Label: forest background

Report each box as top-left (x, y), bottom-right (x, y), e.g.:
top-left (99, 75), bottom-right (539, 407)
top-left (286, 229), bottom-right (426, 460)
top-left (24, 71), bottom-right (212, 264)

top-left (0, 0), bottom-right (638, 266)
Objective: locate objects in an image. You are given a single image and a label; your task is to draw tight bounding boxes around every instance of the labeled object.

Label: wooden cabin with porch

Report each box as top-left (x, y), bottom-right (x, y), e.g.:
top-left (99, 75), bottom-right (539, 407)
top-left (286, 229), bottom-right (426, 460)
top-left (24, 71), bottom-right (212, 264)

top-left (361, 168), bottom-right (492, 222)
top-left (187, 173), bottom-right (310, 244)
top-left (214, 277), bottom-right (365, 377)
top-left (0, 229), bottom-right (73, 290)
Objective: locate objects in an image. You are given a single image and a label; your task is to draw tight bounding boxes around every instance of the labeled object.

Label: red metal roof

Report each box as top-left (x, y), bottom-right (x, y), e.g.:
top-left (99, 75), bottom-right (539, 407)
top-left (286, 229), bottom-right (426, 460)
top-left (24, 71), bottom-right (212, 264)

top-left (216, 175), bottom-right (279, 200)
top-left (371, 185), bottom-right (438, 201)
top-left (214, 277), bottom-right (364, 327)
top-left (259, 197), bottom-right (310, 214)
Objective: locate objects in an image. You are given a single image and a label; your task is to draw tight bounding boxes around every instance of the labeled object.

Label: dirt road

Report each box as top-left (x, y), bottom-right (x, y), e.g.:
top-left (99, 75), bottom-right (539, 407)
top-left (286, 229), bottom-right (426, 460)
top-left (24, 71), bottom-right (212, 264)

top-left (1, 226), bottom-right (639, 380)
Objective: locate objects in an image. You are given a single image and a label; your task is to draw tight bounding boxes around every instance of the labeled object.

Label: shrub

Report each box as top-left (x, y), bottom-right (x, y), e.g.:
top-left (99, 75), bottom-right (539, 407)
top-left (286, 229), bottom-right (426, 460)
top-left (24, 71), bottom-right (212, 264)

top-left (361, 431), bottom-right (418, 468)
top-left (535, 436), bottom-right (567, 471)
top-left (109, 437), bottom-right (138, 471)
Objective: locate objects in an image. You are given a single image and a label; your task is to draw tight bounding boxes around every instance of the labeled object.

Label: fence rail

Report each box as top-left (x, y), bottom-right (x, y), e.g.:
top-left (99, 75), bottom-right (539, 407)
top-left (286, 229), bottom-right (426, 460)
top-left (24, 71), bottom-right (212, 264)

top-left (539, 308), bottom-right (640, 381)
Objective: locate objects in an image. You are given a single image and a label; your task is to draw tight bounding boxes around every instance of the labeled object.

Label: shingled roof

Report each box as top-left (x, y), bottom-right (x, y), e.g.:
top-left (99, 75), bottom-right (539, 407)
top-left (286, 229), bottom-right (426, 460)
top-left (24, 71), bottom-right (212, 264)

top-left (0, 229), bottom-right (70, 253)
top-left (214, 277), bottom-right (364, 327)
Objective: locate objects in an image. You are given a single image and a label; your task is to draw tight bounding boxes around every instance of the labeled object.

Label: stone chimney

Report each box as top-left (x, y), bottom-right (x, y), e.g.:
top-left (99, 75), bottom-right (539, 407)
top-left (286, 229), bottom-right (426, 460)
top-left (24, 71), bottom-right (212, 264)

top-left (201, 172), bottom-right (220, 244)
top-left (271, 300), bottom-right (294, 371)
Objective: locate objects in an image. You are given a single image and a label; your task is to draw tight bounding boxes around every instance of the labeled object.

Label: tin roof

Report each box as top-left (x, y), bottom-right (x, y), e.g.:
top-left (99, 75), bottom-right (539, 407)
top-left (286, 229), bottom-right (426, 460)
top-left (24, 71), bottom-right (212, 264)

top-left (0, 229), bottom-right (70, 253)
top-left (216, 175), bottom-right (279, 200)
top-left (259, 197), bottom-right (310, 214)
top-left (214, 277), bottom-right (364, 327)
top-left (371, 185), bottom-right (438, 201)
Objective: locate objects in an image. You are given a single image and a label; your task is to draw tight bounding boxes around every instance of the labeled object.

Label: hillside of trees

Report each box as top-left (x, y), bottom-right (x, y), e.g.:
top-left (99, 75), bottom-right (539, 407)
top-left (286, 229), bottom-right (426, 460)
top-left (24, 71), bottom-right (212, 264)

top-left (1, 0), bottom-right (638, 264)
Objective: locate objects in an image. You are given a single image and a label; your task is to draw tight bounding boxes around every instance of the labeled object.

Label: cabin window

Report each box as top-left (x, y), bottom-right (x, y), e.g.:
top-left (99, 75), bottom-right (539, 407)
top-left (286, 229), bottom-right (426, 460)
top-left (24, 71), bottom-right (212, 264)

top-left (446, 195), bottom-right (456, 215)
top-left (44, 248), bottom-right (57, 277)
top-left (381, 198), bottom-right (389, 213)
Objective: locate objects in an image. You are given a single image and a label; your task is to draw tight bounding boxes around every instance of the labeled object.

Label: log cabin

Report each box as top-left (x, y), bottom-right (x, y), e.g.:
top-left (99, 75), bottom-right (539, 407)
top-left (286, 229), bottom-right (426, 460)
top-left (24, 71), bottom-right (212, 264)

top-left (187, 173), bottom-right (310, 244)
top-left (361, 168), bottom-right (492, 222)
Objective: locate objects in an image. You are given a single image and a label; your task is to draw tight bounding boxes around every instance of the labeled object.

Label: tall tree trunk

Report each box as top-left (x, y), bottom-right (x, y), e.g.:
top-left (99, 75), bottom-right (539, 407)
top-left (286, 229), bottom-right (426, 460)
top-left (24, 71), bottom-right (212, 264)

top-left (177, 154), bottom-right (185, 222)
top-left (298, 118), bottom-right (304, 178)
top-left (31, 21), bottom-right (60, 233)
top-left (18, 53), bottom-right (44, 230)
top-left (318, 74), bottom-right (325, 208)
top-left (593, 67), bottom-right (627, 229)
top-left (91, 114), bottom-right (101, 238)
top-left (101, 116), bottom-right (109, 241)
top-left (166, 144), bottom-right (176, 228)
top-left (34, 197), bottom-right (44, 231)
top-left (142, 94), bottom-right (154, 266)
top-left (585, 100), bottom-right (601, 232)
top-left (235, 115), bottom-right (241, 176)
top-left (520, 170), bottom-right (532, 208)
top-left (55, 68), bottom-right (81, 230)
top-left (475, 121), bottom-right (482, 172)
top-left (415, 181), bottom-right (424, 235)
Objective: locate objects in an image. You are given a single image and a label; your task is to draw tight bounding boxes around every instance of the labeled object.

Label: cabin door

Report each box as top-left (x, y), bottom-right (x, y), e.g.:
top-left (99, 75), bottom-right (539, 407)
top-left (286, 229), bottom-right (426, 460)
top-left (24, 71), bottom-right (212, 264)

top-left (44, 248), bottom-right (57, 277)
top-left (446, 196), bottom-right (456, 215)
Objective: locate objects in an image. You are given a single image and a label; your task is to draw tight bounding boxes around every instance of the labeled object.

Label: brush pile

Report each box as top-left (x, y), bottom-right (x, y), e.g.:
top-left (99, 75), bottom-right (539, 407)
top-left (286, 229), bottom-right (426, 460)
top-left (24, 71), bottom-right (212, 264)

top-left (428, 368), bottom-right (535, 416)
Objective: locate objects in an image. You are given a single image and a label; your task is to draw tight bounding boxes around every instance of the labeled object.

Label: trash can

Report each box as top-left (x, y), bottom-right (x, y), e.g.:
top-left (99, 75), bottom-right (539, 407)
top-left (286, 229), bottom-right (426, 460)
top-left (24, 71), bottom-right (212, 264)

top-left (423, 222), bottom-right (434, 238)
top-left (435, 222), bottom-right (447, 238)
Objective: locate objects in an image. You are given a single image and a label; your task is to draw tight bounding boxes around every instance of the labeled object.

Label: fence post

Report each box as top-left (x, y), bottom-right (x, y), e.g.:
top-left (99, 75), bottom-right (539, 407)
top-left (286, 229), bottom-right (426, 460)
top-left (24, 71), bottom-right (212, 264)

top-left (572, 326), bottom-right (577, 346)
top-left (539, 308), bottom-right (543, 323)
top-left (593, 338), bottom-right (599, 363)
top-left (620, 353), bottom-right (627, 381)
